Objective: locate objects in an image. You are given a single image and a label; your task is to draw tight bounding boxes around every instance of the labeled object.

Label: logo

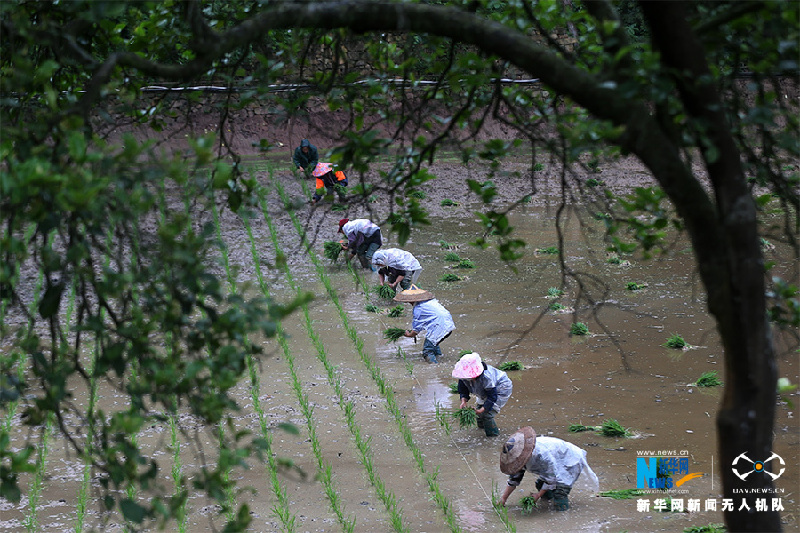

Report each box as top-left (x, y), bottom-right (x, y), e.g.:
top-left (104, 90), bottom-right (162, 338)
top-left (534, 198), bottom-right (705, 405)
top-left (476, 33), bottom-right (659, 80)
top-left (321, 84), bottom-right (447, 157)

top-left (636, 456), bottom-right (703, 489)
top-left (732, 452), bottom-right (785, 481)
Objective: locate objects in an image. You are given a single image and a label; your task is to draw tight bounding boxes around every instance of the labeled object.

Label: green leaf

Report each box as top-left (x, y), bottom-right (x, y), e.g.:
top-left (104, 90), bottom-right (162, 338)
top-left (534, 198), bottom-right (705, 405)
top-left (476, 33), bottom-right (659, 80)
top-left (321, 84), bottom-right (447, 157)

top-left (120, 498), bottom-right (147, 523)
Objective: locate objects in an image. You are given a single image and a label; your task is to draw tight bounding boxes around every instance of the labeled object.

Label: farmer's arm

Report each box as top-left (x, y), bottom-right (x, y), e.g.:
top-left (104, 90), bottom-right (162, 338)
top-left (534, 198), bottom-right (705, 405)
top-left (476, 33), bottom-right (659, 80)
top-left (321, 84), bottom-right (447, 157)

top-left (403, 329), bottom-right (418, 338)
top-left (476, 385), bottom-right (498, 414)
top-left (458, 380), bottom-right (470, 408)
top-left (499, 470), bottom-right (525, 506)
top-left (390, 272), bottom-right (405, 289)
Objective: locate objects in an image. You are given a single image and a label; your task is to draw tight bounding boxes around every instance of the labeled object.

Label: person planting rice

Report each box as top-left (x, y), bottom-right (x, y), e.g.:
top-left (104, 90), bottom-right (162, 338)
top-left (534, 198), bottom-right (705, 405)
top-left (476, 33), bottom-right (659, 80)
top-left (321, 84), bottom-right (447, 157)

top-left (311, 162), bottom-right (348, 204)
top-left (372, 248), bottom-right (423, 290)
top-left (292, 138), bottom-right (319, 178)
top-left (452, 352), bottom-right (512, 437)
top-left (498, 426), bottom-right (598, 511)
top-left (338, 218), bottom-right (382, 270)
top-left (394, 286), bottom-right (454, 364)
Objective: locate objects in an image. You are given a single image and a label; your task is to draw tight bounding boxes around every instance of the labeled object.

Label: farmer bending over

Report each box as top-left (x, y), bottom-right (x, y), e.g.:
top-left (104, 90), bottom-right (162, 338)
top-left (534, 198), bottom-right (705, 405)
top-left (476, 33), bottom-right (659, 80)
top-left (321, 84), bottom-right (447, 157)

top-left (372, 248), bottom-right (422, 290)
top-left (394, 286), bottom-right (454, 364)
top-left (499, 426), bottom-right (598, 511)
top-left (452, 352), bottom-right (512, 437)
top-left (338, 218), bottom-right (382, 270)
top-left (293, 138), bottom-right (319, 177)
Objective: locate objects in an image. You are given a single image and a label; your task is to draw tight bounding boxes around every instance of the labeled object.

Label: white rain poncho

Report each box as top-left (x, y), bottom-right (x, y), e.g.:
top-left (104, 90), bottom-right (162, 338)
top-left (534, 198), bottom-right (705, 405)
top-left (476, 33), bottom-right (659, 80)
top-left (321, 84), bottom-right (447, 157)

top-left (372, 249), bottom-right (422, 273)
top-left (509, 436), bottom-right (600, 491)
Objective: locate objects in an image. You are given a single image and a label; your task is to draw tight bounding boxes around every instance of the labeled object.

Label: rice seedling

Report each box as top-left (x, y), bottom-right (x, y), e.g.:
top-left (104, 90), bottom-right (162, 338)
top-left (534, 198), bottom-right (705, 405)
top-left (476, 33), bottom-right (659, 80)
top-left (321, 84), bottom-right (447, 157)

top-left (568, 424), bottom-right (598, 433)
top-left (438, 239), bottom-right (455, 249)
top-left (664, 333), bottom-right (689, 349)
top-left (521, 194), bottom-right (532, 203)
top-left (547, 287), bottom-right (563, 298)
top-left (452, 407), bottom-right (477, 428)
top-left (595, 212), bottom-right (612, 220)
top-left (444, 251), bottom-right (461, 261)
top-left (458, 349), bottom-right (473, 356)
top-left (760, 237), bottom-right (775, 251)
top-left (535, 246), bottom-right (559, 254)
top-left (587, 158), bottom-right (601, 173)
top-left (586, 177), bottom-right (605, 187)
top-left (599, 489), bottom-right (646, 500)
top-left (607, 255), bottom-right (622, 264)
top-left (456, 258), bottom-right (475, 269)
top-left (324, 240), bottom-right (344, 262)
top-left (373, 284), bottom-right (397, 299)
top-left (440, 199), bottom-right (459, 207)
top-left (683, 524), bottom-right (727, 533)
top-left (365, 304), bottom-right (380, 313)
top-left (383, 327), bottom-right (406, 342)
top-left (549, 302), bottom-right (566, 311)
top-left (440, 273), bottom-right (462, 282)
top-left (386, 305), bottom-right (405, 318)
top-left (570, 322), bottom-right (589, 336)
top-left (497, 361), bottom-right (523, 371)
top-left (695, 371), bottom-right (723, 387)
top-left (409, 189), bottom-right (427, 199)
top-left (520, 495), bottom-right (538, 513)
top-left (331, 203), bottom-right (347, 211)
top-left (491, 480), bottom-right (517, 533)
top-left (598, 418), bottom-right (632, 437)
top-left (448, 382), bottom-right (460, 394)
top-left (434, 402), bottom-right (452, 435)
top-left (533, 162), bottom-right (545, 172)
top-left (626, 282), bottom-right (646, 291)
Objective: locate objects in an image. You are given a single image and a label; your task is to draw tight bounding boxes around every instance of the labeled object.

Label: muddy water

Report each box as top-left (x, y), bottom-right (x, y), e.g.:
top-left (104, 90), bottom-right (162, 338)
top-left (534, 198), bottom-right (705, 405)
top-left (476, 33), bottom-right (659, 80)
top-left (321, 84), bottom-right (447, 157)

top-left (4, 191), bottom-right (798, 533)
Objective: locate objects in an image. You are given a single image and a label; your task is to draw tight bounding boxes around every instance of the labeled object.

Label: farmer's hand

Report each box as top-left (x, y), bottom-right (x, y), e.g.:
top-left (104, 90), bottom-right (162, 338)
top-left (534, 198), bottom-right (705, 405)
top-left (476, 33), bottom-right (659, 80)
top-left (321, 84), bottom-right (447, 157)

top-left (298, 166), bottom-right (305, 172)
top-left (459, 399), bottom-right (467, 409)
top-left (476, 407), bottom-right (485, 414)
top-left (403, 329), bottom-right (417, 338)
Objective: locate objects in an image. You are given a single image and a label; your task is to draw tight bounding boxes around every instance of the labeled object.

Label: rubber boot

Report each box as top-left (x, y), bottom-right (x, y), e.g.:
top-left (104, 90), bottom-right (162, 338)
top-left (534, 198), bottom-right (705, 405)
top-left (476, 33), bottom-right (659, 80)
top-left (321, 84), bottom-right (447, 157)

top-left (483, 417), bottom-right (500, 437)
top-left (476, 412), bottom-right (485, 429)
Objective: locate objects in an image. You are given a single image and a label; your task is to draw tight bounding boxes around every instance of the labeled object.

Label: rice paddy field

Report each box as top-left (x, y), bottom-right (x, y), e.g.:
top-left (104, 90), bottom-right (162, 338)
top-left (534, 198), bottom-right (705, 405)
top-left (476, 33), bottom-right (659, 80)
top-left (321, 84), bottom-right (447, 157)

top-left (2, 162), bottom-right (797, 533)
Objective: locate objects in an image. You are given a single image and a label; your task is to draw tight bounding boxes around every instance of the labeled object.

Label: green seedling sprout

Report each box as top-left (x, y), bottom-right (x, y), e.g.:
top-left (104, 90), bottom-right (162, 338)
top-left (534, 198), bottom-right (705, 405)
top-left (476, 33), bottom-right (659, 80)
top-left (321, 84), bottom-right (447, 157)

top-left (383, 327), bottom-right (406, 342)
top-left (535, 246), bottom-right (559, 254)
top-left (365, 304), bottom-right (380, 313)
top-left (520, 495), bottom-right (538, 513)
top-left (457, 258), bottom-right (475, 269)
top-left (324, 241), bottom-right (344, 262)
top-left (441, 199), bottom-right (459, 207)
top-left (452, 407), bottom-right (477, 429)
top-left (444, 252), bottom-right (461, 262)
top-left (598, 418), bottom-right (632, 437)
top-left (570, 322), bottom-right (589, 336)
top-left (448, 382), bottom-right (460, 394)
top-left (373, 284), bottom-right (397, 299)
top-left (550, 302), bottom-right (566, 311)
top-left (497, 361), bottom-right (523, 371)
top-left (664, 333), bottom-right (689, 349)
top-left (386, 305), bottom-right (404, 318)
top-left (440, 273), bottom-right (462, 282)
top-left (695, 371), bottom-right (723, 387)
top-left (547, 287), bottom-right (563, 298)
top-left (568, 424), bottom-right (597, 433)
top-left (626, 282), bottom-right (646, 291)
top-left (438, 239), bottom-right (455, 249)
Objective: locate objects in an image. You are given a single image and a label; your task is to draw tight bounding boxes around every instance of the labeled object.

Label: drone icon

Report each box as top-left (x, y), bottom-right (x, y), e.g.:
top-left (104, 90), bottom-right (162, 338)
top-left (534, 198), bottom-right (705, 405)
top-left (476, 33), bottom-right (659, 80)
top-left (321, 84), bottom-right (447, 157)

top-left (732, 452), bottom-right (785, 481)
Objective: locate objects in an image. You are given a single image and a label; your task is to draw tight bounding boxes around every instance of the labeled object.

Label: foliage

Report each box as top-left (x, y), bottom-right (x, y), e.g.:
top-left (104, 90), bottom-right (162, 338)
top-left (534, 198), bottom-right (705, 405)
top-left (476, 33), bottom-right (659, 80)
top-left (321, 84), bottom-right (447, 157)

top-left (696, 371), bottom-right (723, 388)
top-left (448, 382), bottom-right (459, 394)
top-left (520, 495), bottom-right (537, 513)
top-left (324, 241), bottom-right (344, 262)
top-left (452, 407), bottom-right (477, 429)
top-left (444, 252), bottom-right (461, 262)
top-left (626, 282), bottom-right (646, 291)
top-left (373, 284), bottom-right (397, 299)
top-left (547, 287), bottom-right (563, 298)
top-left (568, 424), bottom-right (597, 433)
top-left (439, 274), bottom-right (462, 282)
top-left (535, 246), bottom-right (559, 255)
top-left (549, 302), bottom-right (566, 311)
top-left (440, 199), bottom-right (459, 207)
top-left (438, 240), bottom-right (455, 249)
top-left (386, 305), bottom-right (405, 318)
top-left (383, 327), bottom-right (406, 342)
top-left (365, 304), bottom-right (380, 313)
top-left (664, 334), bottom-right (689, 349)
top-left (570, 322), bottom-right (589, 336)
top-left (683, 525), bottom-right (726, 533)
top-left (497, 361), bottom-right (523, 371)
top-left (456, 258), bottom-right (475, 269)
top-left (598, 419), bottom-right (632, 438)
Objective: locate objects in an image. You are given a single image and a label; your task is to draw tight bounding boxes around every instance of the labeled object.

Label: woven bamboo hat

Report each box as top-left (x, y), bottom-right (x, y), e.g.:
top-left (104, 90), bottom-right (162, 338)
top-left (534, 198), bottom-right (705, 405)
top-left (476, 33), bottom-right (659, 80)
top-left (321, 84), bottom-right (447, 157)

top-left (500, 426), bottom-right (536, 475)
top-left (393, 285), bottom-right (433, 303)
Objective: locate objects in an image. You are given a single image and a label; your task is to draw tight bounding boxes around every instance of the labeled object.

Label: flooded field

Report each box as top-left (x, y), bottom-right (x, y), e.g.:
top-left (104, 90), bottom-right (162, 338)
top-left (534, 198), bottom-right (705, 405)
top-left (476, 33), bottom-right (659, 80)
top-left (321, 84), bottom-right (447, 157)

top-left (3, 167), bottom-right (798, 533)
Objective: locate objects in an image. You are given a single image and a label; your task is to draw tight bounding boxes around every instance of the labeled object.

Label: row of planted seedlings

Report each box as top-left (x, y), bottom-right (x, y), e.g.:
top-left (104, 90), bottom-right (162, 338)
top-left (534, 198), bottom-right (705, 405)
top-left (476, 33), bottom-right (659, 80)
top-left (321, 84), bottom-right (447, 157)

top-left (269, 170), bottom-right (466, 533)
top-left (249, 181), bottom-right (407, 532)
top-left (212, 190), bottom-right (357, 533)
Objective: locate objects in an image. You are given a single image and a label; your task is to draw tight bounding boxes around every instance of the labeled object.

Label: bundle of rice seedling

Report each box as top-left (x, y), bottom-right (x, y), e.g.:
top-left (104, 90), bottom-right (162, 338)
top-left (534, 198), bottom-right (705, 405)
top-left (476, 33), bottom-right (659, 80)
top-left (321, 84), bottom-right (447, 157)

top-left (441, 199), bottom-right (459, 207)
top-left (373, 284), bottom-right (397, 299)
top-left (520, 496), bottom-right (538, 513)
top-left (568, 424), bottom-right (597, 433)
top-left (458, 349), bottom-right (472, 356)
top-left (386, 305), bottom-right (404, 318)
top-left (570, 322), bottom-right (589, 336)
top-left (696, 371), bottom-right (723, 387)
top-left (383, 327), bottom-right (406, 342)
top-left (452, 407), bottom-right (477, 428)
top-left (365, 304), bottom-right (379, 313)
top-left (440, 273), bottom-right (462, 282)
top-left (598, 418), bottom-right (631, 437)
top-left (323, 241), bottom-right (343, 262)
top-left (456, 258), bottom-right (475, 269)
top-left (444, 252), bottom-right (461, 262)
top-left (497, 361), bottom-right (523, 371)
top-left (448, 382), bottom-right (460, 394)
top-left (439, 239), bottom-right (455, 249)
top-left (664, 333), bottom-right (688, 349)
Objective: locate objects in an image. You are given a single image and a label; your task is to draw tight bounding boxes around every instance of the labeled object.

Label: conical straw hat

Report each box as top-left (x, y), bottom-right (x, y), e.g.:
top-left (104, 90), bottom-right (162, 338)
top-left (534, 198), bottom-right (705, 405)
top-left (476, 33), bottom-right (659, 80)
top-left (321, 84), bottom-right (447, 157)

top-left (500, 426), bottom-right (536, 475)
top-left (393, 285), bottom-right (433, 303)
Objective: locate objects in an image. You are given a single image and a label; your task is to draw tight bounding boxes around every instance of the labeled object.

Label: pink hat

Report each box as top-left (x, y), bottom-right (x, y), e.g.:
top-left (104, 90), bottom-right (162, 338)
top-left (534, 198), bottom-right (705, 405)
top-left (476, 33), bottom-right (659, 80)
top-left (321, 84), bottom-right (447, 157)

top-left (452, 352), bottom-right (483, 379)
